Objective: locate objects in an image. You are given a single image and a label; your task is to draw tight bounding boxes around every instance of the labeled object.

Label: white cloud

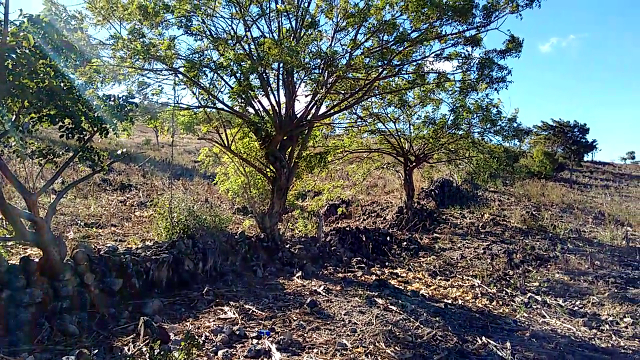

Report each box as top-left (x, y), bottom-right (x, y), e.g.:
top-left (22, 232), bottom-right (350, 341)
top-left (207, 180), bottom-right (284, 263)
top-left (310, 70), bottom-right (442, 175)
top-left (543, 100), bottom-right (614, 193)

top-left (539, 34), bottom-right (579, 53)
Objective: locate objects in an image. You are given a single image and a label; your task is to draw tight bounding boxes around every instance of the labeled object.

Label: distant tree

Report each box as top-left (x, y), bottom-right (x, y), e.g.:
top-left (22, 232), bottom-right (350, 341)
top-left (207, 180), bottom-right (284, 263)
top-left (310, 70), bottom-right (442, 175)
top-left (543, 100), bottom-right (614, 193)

top-left (620, 151), bottom-right (636, 164)
top-left (519, 145), bottom-right (559, 179)
top-left (346, 86), bottom-right (523, 216)
top-left (134, 101), bottom-right (170, 149)
top-left (0, 10), bottom-right (135, 277)
top-left (531, 119), bottom-right (597, 186)
top-left (86, 0), bottom-right (542, 248)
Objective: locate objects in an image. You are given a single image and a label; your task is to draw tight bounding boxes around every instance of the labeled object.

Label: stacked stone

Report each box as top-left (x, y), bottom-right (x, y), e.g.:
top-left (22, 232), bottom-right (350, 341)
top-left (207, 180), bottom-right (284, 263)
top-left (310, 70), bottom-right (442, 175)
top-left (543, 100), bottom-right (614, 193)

top-left (0, 237), bottom-right (231, 353)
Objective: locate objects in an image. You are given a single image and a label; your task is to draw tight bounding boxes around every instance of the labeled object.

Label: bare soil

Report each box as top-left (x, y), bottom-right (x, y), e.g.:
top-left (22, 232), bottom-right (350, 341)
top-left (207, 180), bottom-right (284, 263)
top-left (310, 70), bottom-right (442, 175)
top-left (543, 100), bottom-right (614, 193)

top-left (1, 130), bottom-right (638, 359)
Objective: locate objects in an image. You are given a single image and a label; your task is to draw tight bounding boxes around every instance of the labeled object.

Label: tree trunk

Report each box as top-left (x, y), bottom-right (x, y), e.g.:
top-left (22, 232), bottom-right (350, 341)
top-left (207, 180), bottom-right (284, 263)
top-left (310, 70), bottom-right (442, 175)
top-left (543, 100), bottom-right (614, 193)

top-left (403, 166), bottom-right (416, 216)
top-left (255, 150), bottom-right (294, 253)
top-left (35, 223), bottom-right (67, 279)
top-left (153, 129), bottom-right (160, 149)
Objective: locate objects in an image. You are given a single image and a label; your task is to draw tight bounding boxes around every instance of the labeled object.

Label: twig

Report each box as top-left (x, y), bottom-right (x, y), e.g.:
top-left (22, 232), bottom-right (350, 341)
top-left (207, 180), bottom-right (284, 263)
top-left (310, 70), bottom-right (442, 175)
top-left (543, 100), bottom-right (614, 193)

top-left (243, 303), bottom-right (266, 316)
top-left (461, 275), bottom-right (496, 293)
top-left (540, 309), bottom-right (578, 332)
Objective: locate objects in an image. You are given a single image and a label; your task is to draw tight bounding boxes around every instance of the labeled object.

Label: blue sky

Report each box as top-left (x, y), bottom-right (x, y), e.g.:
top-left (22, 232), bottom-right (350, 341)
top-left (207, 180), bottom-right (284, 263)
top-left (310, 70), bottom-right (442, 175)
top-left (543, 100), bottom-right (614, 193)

top-left (496, 0), bottom-right (640, 162)
top-left (16, 0), bottom-right (639, 162)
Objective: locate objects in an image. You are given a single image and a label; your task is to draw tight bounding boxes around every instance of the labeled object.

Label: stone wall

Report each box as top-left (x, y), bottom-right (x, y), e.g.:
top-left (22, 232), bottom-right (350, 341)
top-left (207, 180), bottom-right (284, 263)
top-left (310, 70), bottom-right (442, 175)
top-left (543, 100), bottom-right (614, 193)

top-left (0, 237), bottom-right (228, 354)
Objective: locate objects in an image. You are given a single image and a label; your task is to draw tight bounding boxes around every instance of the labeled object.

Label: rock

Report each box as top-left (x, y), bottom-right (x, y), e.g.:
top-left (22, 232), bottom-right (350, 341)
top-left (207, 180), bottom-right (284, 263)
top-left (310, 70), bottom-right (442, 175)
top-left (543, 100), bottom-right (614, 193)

top-left (156, 325), bottom-right (171, 345)
top-left (83, 272), bottom-right (96, 285)
top-left (336, 339), bottom-right (350, 349)
top-left (212, 325), bottom-right (224, 335)
top-left (349, 327), bottom-right (357, 334)
top-left (0, 252), bottom-right (8, 272)
top-left (19, 256), bottom-right (38, 275)
top-left (75, 264), bottom-right (91, 275)
top-left (138, 317), bottom-right (171, 345)
top-left (106, 278), bottom-right (124, 292)
top-left (142, 299), bottom-right (163, 316)
top-left (217, 333), bottom-right (230, 345)
top-left (276, 331), bottom-right (293, 348)
top-left (71, 349), bottom-right (92, 360)
top-left (244, 344), bottom-right (264, 359)
top-left (72, 249), bottom-right (90, 266)
top-left (223, 325), bottom-right (233, 336)
top-left (234, 326), bottom-right (247, 339)
top-left (294, 320), bottom-right (307, 330)
top-left (305, 297), bottom-right (320, 310)
top-left (24, 288), bottom-right (43, 304)
top-left (217, 349), bottom-right (233, 360)
top-left (57, 321), bottom-right (80, 338)
top-left (303, 263), bottom-right (317, 279)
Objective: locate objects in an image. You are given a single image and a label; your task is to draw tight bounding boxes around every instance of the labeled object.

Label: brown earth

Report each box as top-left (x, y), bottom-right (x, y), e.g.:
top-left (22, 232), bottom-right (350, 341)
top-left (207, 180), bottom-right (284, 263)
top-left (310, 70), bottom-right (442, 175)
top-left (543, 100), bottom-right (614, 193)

top-left (1, 128), bottom-right (638, 359)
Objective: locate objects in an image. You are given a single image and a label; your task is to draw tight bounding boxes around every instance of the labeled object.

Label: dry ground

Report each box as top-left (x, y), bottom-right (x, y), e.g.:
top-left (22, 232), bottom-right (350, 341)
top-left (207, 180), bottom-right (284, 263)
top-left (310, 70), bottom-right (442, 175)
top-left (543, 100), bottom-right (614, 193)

top-left (1, 128), bottom-right (639, 359)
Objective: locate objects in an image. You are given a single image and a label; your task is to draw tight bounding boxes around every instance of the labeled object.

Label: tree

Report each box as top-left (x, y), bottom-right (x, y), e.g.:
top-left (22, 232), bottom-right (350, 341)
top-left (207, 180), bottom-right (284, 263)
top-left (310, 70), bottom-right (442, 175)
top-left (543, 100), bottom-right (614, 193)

top-left (620, 150), bottom-right (636, 164)
top-left (134, 101), bottom-right (170, 149)
top-left (86, 0), bottom-right (541, 247)
top-left (0, 9), bottom-right (135, 277)
top-left (346, 85), bottom-right (523, 215)
top-left (531, 119), bottom-right (597, 186)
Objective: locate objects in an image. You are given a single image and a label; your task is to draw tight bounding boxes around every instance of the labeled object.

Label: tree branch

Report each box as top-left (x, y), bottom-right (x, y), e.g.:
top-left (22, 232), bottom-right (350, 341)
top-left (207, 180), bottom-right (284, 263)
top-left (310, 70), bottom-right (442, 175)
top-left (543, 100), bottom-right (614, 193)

top-left (44, 158), bottom-right (120, 224)
top-left (37, 129), bottom-right (100, 197)
top-left (0, 156), bottom-right (32, 201)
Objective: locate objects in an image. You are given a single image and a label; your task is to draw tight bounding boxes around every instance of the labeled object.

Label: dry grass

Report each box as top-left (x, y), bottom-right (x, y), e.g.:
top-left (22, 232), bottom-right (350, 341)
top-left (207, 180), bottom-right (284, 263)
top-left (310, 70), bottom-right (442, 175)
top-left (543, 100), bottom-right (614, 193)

top-left (1, 129), bottom-right (639, 359)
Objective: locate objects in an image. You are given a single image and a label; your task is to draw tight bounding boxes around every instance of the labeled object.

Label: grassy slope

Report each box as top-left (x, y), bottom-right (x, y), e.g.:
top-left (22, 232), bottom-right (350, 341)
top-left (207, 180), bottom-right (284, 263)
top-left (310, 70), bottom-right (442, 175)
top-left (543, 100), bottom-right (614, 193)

top-left (1, 128), bottom-right (639, 359)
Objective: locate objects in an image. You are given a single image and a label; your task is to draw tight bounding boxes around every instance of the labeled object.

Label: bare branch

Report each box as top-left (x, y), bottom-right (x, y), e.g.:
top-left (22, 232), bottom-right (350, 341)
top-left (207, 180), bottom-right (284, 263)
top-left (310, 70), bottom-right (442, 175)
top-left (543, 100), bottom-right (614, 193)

top-left (0, 156), bottom-right (32, 201)
top-left (45, 158), bottom-right (121, 224)
top-left (37, 129), bottom-right (100, 197)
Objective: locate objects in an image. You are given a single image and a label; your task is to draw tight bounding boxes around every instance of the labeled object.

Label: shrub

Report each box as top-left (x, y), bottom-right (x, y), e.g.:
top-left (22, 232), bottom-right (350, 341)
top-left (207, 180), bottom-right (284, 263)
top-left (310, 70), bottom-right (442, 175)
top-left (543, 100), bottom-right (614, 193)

top-left (460, 143), bottom-right (526, 187)
top-left (141, 137), bottom-right (153, 147)
top-left (152, 194), bottom-right (231, 241)
top-left (519, 146), bottom-right (559, 179)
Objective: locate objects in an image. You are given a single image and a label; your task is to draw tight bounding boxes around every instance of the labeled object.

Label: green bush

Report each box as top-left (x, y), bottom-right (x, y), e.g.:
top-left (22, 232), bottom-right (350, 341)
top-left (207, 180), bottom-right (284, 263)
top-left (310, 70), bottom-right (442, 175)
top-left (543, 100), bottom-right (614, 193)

top-left (519, 146), bottom-right (559, 179)
top-left (457, 143), bottom-right (526, 187)
top-left (153, 194), bottom-right (231, 241)
top-left (148, 331), bottom-right (202, 360)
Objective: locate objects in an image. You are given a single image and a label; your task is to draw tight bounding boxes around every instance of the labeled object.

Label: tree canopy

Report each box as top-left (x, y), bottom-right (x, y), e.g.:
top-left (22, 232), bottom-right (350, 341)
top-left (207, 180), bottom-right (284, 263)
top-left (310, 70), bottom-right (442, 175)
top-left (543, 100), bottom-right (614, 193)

top-left (0, 6), bottom-right (135, 277)
top-left (531, 119), bottom-right (598, 165)
top-left (344, 83), bottom-right (523, 213)
top-left (84, 0), bottom-right (541, 245)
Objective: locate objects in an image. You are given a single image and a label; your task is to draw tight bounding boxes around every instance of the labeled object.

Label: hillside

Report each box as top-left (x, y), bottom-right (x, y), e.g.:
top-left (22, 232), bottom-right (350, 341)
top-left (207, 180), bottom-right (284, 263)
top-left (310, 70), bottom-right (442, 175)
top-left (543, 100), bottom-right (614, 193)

top-left (0, 132), bottom-right (639, 359)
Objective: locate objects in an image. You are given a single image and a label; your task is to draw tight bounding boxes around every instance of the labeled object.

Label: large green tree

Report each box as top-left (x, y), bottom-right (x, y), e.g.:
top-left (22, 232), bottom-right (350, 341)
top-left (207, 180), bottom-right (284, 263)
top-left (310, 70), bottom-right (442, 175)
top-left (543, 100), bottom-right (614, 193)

top-left (531, 118), bottom-right (597, 185)
top-left (86, 0), bottom-right (541, 246)
top-left (0, 7), bottom-right (135, 277)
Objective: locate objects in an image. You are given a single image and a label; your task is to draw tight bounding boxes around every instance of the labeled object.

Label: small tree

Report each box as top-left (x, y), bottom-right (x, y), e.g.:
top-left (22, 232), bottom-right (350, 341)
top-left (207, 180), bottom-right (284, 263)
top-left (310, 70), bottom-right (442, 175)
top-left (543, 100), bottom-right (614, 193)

top-left (87, 0), bottom-right (542, 247)
top-left (620, 151), bottom-right (636, 164)
top-left (0, 11), bottom-right (134, 277)
top-left (531, 119), bottom-right (597, 186)
top-left (347, 86), bottom-right (523, 215)
top-left (135, 101), bottom-right (169, 149)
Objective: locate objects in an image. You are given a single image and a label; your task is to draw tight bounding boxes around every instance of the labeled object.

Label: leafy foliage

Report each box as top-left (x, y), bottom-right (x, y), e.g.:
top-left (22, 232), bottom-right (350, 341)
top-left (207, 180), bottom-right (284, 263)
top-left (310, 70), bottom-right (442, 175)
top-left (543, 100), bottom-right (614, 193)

top-left (0, 5), bottom-right (136, 276)
top-left (620, 150), bottom-right (636, 164)
top-left (153, 193), bottom-right (231, 241)
top-left (531, 119), bottom-right (597, 166)
top-left (346, 85), bottom-right (525, 211)
top-left (519, 145), bottom-right (559, 179)
top-left (148, 331), bottom-right (203, 360)
top-left (86, 0), bottom-right (542, 242)
top-left (461, 143), bottom-right (526, 186)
